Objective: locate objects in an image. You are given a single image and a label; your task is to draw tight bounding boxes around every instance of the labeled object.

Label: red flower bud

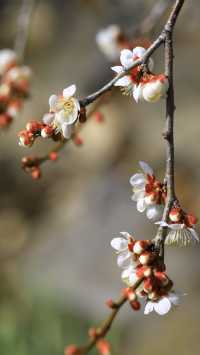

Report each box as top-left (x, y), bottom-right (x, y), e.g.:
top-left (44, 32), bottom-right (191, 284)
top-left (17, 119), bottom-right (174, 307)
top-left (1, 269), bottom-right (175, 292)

top-left (64, 344), bottom-right (79, 355)
top-left (130, 300), bottom-right (141, 311)
top-left (49, 151), bottom-right (58, 161)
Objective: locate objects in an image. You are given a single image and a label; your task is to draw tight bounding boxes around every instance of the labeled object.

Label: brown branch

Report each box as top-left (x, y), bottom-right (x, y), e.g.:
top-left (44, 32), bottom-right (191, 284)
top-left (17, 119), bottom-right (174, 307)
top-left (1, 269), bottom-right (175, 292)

top-left (64, 2), bottom-right (185, 353)
top-left (72, 278), bottom-right (144, 355)
top-left (153, 0), bottom-right (185, 254)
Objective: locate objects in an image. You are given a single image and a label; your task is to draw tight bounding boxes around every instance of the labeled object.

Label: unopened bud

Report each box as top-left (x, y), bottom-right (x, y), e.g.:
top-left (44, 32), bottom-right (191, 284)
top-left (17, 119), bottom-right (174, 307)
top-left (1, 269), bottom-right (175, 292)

top-left (139, 251), bottom-right (154, 265)
top-left (133, 240), bottom-right (150, 255)
top-left (130, 300), bottom-right (141, 311)
top-left (26, 120), bottom-right (41, 133)
top-left (31, 167), bottom-right (41, 180)
top-left (64, 344), bottom-right (79, 355)
top-left (49, 151), bottom-right (58, 161)
top-left (41, 125), bottom-right (54, 138)
top-left (169, 207), bottom-right (182, 222)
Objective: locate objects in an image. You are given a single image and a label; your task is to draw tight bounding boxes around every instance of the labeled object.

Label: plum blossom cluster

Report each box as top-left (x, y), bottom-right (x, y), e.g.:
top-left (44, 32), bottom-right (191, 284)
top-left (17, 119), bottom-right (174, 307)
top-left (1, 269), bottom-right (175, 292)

top-left (18, 84), bottom-right (82, 147)
top-left (111, 232), bottom-right (180, 315)
top-left (112, 46), bottom-right (169, 103)
top-left (130, 161), bottom-right (166, 221)
top-left (130, 161), bottom-right (199, 246)
top-left (157, 204), bottom-right (199, 246)
top-left (0, 49), bottom-right (31, 129)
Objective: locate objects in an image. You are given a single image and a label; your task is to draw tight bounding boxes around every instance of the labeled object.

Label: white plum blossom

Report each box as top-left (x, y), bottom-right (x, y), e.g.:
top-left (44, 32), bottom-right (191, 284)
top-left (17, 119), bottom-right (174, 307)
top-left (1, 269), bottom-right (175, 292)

top-left (96, 25), bottom-right (121, 61)
top-left (110, 232), bottom-right (134, 268)
top-left (130, 161), bottom-right (164, 221)
top-left (47, 84), bottom-right (80, 139)
top-left (156, 221), bottom-right (199, 246)
top-left (144, 292), bottom-right (180, 315)
top-left (111, 47), bottom-right (154, 102)
top-left (0, 49), bottom-right (17, 75)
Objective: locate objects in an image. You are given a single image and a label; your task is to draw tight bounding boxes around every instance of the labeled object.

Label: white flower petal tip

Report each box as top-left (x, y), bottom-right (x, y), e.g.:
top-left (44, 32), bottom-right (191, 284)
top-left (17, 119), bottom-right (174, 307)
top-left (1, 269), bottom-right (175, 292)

top-left (120, 49), bottom-right (134, 69)
top-left (132, 46), bottom-right (146, 59)
top-left (114, 76), bottom-right (131, 87)
top-left (133, 84), bottom-right (143, 103)
top-left (155, 221), bottom-right (169, 227)
top-left (0, 49), bottom-right (17, 75)
top-left (137, 198), bottom-right (146, 213)
top-left (139, 161), bottom-right (154, 176)
top-left (129, 173), bottom-right (146, 187)
top-left (42, 113), bottom-right (55, 125)
top-left (111, 66), bottom-right (123, 74)
top-left (154, 297), bottom-right (171, 315)
top-left (146, 205), bottom-right (164, 221)
top-left (63, 84), bottom-right (76, 98)
top-left (144, 292), bottom-right (181, 316)
top-left (62, 122), bottom-right (73, 139)
top-left (49, 94), bottom-right (58, 110)
top-left (110, 236), bottom-right (128, 251)
top-left (165, 227), bottom-right (199, 247)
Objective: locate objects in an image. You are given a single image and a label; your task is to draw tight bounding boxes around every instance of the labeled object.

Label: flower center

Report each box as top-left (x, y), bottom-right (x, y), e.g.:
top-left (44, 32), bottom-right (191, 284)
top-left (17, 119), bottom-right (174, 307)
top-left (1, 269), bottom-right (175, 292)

top-left (63, 98), bottom-right (75, 114)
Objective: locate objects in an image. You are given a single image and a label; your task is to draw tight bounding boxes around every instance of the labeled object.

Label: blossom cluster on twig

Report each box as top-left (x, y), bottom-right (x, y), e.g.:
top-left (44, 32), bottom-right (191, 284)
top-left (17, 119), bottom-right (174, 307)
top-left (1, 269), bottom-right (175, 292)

top-left (0, 49), bottom-right (31, 129)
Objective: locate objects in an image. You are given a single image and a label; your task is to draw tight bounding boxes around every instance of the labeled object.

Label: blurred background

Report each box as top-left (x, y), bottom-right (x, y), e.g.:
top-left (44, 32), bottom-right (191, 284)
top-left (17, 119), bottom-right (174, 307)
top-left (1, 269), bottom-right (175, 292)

top-left (0, 0), bottom-right (200, 354)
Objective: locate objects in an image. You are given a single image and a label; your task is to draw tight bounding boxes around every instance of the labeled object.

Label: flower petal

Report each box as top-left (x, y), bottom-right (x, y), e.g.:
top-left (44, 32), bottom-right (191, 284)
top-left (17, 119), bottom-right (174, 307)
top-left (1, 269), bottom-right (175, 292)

top-left (114, 76), bottom-right (132, 87)
top-left (111, 66), bottom-right (123, 74)
top-left (62, 122), bottom-right (73, 139)
top-left (42, 113), bottom-right (55, 125)
top-left (63, 84), bottom-right (76, 99)
top-left (146, 205), bottom-right (164, 221)
top-left (155, 221), bottom-right (169, 227)
top-left (168, 292), bottom-right (180, 306)
top-left (132, 46), bottom-right (146, 59)
top-left (137, 198), bottom-right (146, 212)
top-left (154, 297), bottom-right (171, 315)
top-left (117, 251), bottom-right (131, 268)
top-left (110, 237), bottom-right (128, 251)
top-left (139, 161), bottom-right (154, 176)
top-left (188, 228), bottom-right (199, 243)
top-left (49, 94), bottom-right (58, 112)
top-left (131, 190), bottom-right (145, 202)
top-left (144, 301), bottom-right (154, 315)
top-left (120, 49), bottom-right (134, 68)
top-left (129, 173), bottom-right (146, 187)
top-left (133, 84), bottom-right (143, 102)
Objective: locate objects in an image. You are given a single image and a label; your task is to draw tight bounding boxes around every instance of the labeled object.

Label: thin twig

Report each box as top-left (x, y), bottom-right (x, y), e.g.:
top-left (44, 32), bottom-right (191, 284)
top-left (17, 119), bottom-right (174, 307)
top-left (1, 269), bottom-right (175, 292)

top-left (80, 33), bottom-right (165, 107)
top-left (14, 0), bottom-right (36, 61)
top-left (153, 0), bottom-right (185, 254)
top-left (75, 278), bottom-right (144, 354)
top-left (66, 1), bottom-right (185, 353)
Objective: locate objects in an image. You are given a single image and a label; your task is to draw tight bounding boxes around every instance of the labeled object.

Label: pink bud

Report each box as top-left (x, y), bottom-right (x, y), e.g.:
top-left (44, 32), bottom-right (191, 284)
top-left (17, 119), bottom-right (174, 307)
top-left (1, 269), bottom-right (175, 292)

top-left (96, 339), bottom-right (111, 355)
top-left (64, 344), bottom-right (79, 355)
